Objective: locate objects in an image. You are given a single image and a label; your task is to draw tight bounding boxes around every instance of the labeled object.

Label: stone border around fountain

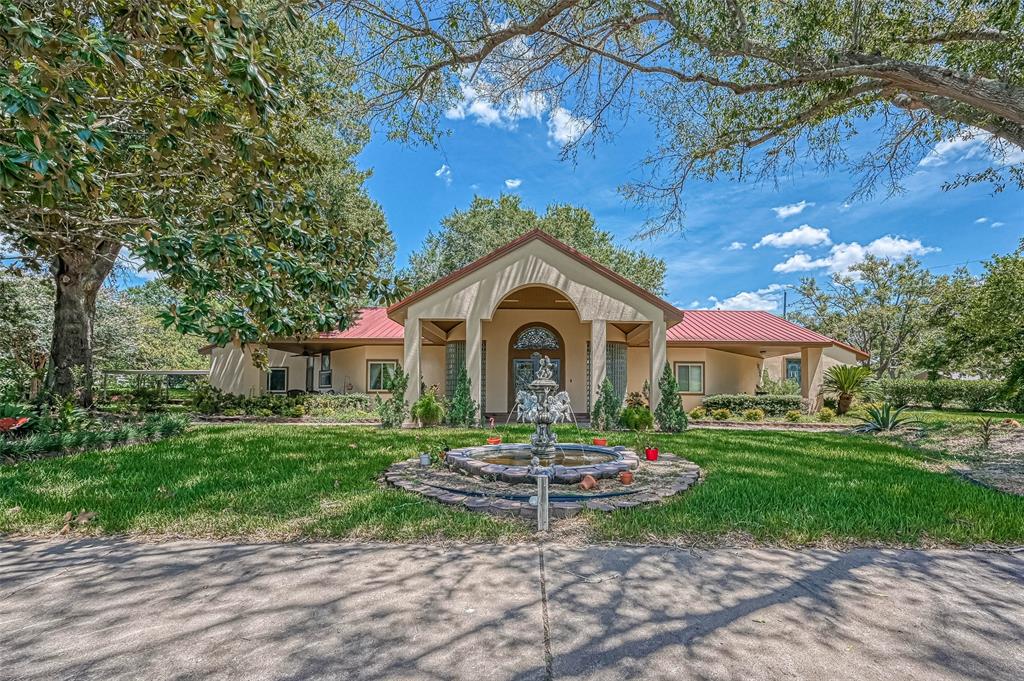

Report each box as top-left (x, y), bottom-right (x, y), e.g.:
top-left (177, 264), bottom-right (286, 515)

top-left (445, 445), bottom-right (640, 484)
top-left (382, 452), bottom-right (702, 519)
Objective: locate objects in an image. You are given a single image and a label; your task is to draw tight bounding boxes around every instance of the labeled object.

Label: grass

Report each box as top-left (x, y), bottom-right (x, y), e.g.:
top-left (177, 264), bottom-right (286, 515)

top-left (1, 422), bottom-right (1022, 546)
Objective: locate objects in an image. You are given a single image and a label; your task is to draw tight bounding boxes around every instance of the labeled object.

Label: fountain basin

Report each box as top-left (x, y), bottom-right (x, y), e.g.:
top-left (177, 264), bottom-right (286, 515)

top-left (446, 444), bottom-right (640, 484)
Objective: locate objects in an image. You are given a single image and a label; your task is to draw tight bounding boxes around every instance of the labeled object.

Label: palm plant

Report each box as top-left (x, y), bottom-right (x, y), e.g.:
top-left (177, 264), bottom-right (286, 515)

top-left (853, 404), bottom-right (921, 433)
top-left (822, 365), bottom-right (877, 415)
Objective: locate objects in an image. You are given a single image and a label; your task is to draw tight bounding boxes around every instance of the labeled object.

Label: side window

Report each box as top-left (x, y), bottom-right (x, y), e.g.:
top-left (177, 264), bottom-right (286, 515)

top-left (786, 358), bottom-right (802, 384)
top-left (368, 360), bottom-right (398, 392)
top-left (267, 367), bottom-right (288, 393)
top-left (674, 362), bottom-right (705, 394)
top-left (319, 353), bottom-right (333, 388)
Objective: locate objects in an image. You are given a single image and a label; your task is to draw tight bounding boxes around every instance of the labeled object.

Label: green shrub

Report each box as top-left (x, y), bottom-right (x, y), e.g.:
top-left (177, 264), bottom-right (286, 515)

top-left (817, 407), bottom-right (836, 422)
top-left (653, 363), bottom-right (687, 432)
top-left (742, 408), bottom-right (765, 422)
top-left (623, 391), bottom-right (647, 408)
top-left (960, 380), bottom-right (1003, 411)
top-left (757, 370), bottom-right (800, 395)
top-left (688, 407), bottom-right (707, 420)
top-left (702, 394), bottom-right (802, 416)
top-left (411, 389), bottom-right (446, 426)
top-left (284, 405), bottom-right (305, 418)
top-left (619, 405), bottom-right (654, 431)
top-left (876, 378), bottom-right (915, 408)
top-left (445, 368), bottom-right (477, 427)
top-left (785, 410), bottom-right (802, 422)
top-left (376, 368), bottom-right (409, 428)
top-left (711, 408), bottom-right (732, 421)
top-left (591, 378), bottom-right (621, 431)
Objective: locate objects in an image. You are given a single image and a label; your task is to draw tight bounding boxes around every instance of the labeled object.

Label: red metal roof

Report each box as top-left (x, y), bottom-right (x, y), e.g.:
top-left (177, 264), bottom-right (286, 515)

top-left (668, 310), bottom-right (868, 358)
top-left (318, 307), bottom-right (404, 340)
top-left (318, 307), bottom-right (866, 358)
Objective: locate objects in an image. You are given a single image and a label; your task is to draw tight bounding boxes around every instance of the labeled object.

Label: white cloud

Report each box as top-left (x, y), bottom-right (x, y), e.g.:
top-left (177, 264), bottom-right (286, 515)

top-left (975, 217), bottom-right (989, 224)
top-left (445, 81), bottom-right (547, 129)
top-left (504, 178), bottom-right (522, 189)
top-left (706, 284), bottom-right (785, 312)
top-left (772, 235), bottom-right (939, 274)
top-left (991, 221), bottom-right (1005, 228)
top-left (547, 106), bottom-right (590, 145)
top-left (919, 128), bottom-right (1024, 168)
top-left (726, 241), bottom-right (746, 251)
top-left (771, 200), bottom-right (814, 219)
top-left (434, 164), bottom-right (452, 186)
top-left (755, 224), bottom-right (832, 249)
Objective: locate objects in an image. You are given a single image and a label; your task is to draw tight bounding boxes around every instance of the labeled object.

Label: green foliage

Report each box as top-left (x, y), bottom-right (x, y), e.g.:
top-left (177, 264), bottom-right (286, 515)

top-left (854, 404), bottom-right (921, 433)
top-left (742, 408), bottom-right (765, 422)
top-left (978, 417), bottom-right (996, 449)
top-left (702, 394), bottom-right (802, 417)
top-left (876, 378), bottom-right (1008, 412)
top-left (653, 363), bottom-right (687, 432)
top-left (1, 413), bottom-right (189, 462)
top-left (624, 391), bottom-right (647, 408)
top-left (822, 365), bottom-right (877, 414)
top-left (619, 405), bottom-right (654, 431)
top-left (817, 407), bottom-right (836, 423)
top-left (411, 389), bottom-right (446, 427)
top-left (711, 408), bottom-right (732, 421)
top-left (590, 378), bottom-right (621, 431)
top-left (785, 410), bottom-right (803, 423)
top-left (0, 1), bottom-right (400, 401)
top-left (688, 407), bottom-right (707, 421)
top-left (376, 368), bottom-right (409, 429)
top-left (794, 257), bottom-right (938, 378)
top-left (445, 368), bottom-right (478, 427)
top-left (757, 370), bottom-right (800, 396)
top-left (405, 195), bottom-right (666, 294)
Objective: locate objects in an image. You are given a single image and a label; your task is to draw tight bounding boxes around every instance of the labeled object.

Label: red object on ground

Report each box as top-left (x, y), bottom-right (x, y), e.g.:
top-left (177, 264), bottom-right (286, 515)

top-left (487, 436), bottom-right (502, 445)
top-left (644, 447), bottom-right (659, 461)
top-left (592, 437), bottom-right (608, 446)
top-left (619, 471), bottom-right (634, 485)
top-left (580, 474), bottom-right (598, 491)
top-left (0, 417), bottom-right (29, 433)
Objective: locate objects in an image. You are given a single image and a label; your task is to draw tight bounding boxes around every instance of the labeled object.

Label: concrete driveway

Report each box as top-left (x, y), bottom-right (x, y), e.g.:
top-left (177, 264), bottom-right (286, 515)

top-left (1, 539), bottom-right (1021, 680)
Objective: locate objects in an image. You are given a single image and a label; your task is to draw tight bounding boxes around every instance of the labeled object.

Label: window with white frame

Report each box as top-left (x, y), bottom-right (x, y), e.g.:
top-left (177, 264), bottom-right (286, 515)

top-left (785, 358), bottom-right (802, 385)
top-left (367, 360), bottom-right (398, 392)
top-left (319, 353), bottom-right (333, 389)
top-left (674, 362), bottom-right (704, 394)
top-left (267, 367), bottom-right (288, 393)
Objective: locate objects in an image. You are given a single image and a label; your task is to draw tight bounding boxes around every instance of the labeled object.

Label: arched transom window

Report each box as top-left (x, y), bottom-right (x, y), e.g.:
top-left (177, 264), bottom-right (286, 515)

top-left (513, 326), bottom-right (560, 350)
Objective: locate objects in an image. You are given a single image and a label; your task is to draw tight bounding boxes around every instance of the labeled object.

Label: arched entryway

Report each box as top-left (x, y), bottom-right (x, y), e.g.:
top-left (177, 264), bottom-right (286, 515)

top-left (507, 322), bottom-right (565, 408)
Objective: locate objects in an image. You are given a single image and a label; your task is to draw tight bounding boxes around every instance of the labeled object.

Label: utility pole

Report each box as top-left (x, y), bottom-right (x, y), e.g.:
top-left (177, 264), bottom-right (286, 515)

top-left (783, 290), bottom-right (788, 320)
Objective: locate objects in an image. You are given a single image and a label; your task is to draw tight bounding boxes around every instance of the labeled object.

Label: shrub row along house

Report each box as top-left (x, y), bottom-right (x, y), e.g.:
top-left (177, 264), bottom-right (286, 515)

top-left (205, 231), bottom-right (866, 419)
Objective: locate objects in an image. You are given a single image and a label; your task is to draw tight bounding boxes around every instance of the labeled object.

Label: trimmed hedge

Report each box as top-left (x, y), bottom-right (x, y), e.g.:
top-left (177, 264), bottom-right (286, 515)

top-left (702, 394), bottom-right (803, 416)
top-left (876, 378), bottom-right (1008, 412)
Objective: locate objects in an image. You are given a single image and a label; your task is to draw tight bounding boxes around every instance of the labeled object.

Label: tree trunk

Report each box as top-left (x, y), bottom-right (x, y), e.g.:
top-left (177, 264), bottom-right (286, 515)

top-left (45, 242), bottom-right (120, 406)
top-left (837, 394), bottom-right (854, 415)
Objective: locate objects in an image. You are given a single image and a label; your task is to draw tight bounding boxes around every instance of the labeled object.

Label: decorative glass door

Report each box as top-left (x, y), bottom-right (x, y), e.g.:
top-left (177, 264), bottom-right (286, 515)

top-left (512, 357), bottom-right (561, 394)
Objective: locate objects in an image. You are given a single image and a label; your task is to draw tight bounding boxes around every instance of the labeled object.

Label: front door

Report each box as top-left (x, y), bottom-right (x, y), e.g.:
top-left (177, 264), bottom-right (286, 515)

top-left (508, 323), bottom-right (565, 410)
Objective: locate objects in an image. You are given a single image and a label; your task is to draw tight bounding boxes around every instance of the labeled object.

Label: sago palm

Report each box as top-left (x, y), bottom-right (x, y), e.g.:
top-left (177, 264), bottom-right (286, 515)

top-left (822, 365), bottom-right (876, 415)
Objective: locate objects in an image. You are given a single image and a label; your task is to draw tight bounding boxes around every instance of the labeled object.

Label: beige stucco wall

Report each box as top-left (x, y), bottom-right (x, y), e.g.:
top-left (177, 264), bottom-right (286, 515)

top-left (764, 346), bottom-right (859, 382)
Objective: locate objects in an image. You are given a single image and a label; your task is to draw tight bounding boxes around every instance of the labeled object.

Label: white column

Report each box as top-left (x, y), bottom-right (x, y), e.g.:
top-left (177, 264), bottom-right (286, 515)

top-left (649, 318), bottom-right (666, 412)
top-left (403, 317), bottom-right (421, 424)
top-left (466, 316), bottom-right (482, 424)
top-left (801, 347), bottom-right (825, 411)
top-left (590, 319), bottom-right (607, 406)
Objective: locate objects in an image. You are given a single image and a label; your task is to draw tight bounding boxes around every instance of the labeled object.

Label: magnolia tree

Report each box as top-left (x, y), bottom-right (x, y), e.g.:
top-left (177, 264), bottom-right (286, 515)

top-left (1, 1), bottom-right (401, 404)
top-left (332, 0), bottom-right (1023, 230)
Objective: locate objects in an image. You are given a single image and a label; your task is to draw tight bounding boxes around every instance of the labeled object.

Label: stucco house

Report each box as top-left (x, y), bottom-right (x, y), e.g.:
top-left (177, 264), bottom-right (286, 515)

top-left (207, 230), bottom-right (866, 417)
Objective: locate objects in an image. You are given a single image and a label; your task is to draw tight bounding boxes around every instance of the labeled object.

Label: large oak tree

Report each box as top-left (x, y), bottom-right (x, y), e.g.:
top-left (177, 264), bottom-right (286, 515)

top-left (333, 0), bottom-right (1024, 230)
top-left (1, 1), bottom-right (400, 403)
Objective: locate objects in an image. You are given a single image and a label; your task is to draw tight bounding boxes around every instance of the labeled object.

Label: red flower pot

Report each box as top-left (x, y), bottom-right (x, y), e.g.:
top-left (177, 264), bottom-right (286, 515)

top-left (644, 447), bottom-right (659, 461)
top-left (592, 437), bottom-right (608, 446)
top-left (619, 471), bottom-right (634, 485)
top-left (486, 436), bottom-right (502, 445)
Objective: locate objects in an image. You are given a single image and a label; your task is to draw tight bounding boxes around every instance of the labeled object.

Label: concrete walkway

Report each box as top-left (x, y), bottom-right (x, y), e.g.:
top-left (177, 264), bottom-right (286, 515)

top-left (1, 539), bottom-right (1021, 680)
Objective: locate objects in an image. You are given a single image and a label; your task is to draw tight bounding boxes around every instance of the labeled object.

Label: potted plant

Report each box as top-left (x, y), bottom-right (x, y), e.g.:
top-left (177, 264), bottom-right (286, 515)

top-left (592, 436), bottom-right (608, 446)
top-left (487, 413), bottom-right (503, 446)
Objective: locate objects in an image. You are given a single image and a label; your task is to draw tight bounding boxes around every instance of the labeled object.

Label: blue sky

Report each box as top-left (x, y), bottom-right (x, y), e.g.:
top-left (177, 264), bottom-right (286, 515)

top-left (359, 99), bottom-right (1023, 313)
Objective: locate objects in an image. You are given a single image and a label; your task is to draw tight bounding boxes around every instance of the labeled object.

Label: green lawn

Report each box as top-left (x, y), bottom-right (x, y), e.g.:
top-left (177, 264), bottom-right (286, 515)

top-left (1, 423), bottom-right (1022, 546)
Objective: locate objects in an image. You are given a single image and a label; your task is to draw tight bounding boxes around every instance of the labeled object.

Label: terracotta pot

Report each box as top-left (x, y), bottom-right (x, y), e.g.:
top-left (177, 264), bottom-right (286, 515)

top-left (644, 447), bottom-right (659, 461)
top-left (579, 474), bottom-right (598, 491)
top-left (619, 471), bottom-right (634, 485)
top-left (486, 436), bottom-right (502, 445)
top-left (592, 437), bottom-right (608, 446)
